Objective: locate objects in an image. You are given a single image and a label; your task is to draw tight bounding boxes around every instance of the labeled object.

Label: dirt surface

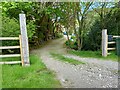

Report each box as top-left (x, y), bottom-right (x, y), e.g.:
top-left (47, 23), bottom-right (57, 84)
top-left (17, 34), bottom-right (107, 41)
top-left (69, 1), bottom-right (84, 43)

top-left (31, 36), bottom-right (118, 88)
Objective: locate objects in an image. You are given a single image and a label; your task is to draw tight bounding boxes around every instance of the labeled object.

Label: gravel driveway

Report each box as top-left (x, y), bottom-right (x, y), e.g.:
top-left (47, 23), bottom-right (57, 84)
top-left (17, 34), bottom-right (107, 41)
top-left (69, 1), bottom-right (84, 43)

top-left (31, 37), bottom-right (118, 88)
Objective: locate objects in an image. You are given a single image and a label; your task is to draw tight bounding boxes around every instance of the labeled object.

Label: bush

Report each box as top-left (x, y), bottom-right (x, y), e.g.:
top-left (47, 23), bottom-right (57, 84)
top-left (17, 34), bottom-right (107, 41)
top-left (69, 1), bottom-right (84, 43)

top-left (27, 20), bottom-right (36, 40)
top-left (55, 33), bottom-right (63, 38)
top-left (2, 17), bottom-right (36, 53)
top-left (2, 17), bottom-right (20, 37)
top-left (82, 19), bottom-right (102, 51)
top-left (2, 17), bottom-right (36, 45)
top-left (2, 17), bottom-right (20, 47)
top-left (82, 7), bottom-right (120, 51)
top-left (65, 35), bottom-right (77, 50)
top-left (65, 40), bottom-right (77, 50)
top-left (70, 35), bottom-right (76, 41)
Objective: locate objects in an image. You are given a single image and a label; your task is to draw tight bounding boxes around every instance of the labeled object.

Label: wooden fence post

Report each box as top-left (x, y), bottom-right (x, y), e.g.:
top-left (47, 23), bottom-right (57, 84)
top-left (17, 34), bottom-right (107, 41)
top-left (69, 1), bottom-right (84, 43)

top-left (102, 29), bottom-right (108, 57)
top-left (19, 35), bottom-right (24, 66)
top-left (19, 14), bottom-right (30, 66)
top-left (0, 17), bottom-right (1, 86)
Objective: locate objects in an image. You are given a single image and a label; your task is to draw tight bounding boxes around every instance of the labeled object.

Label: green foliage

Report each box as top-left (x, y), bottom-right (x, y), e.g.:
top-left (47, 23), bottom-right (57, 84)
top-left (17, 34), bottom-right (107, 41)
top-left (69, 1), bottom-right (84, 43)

top-left (71, 35), bottom-right (76, 40)
top-left (68, 50), bottom-right (118, 61)
top-left (105, 7), bottom-right (120, 35)
top-left (50, 53), bottom-right (85, 65)
top-left (2, 55), bottom-right (61, 88)
top-left (65, 40), bottom-right (77, 50)
top-left (55, 33), bottom-right (63, 39)
top-left (2, 2), bottom-right (33, 19)
top-left (2, 17), bottom-right (20, 47)
top-left (2, 2), bottom-right (57, 46)
top-left (2, 17), bottom-right (35, 38)
top-left (2, 2), bottom-right (120, 50)
top-left (82, 19), bottom-right (102, 51)
top-left (82, 6), bottom-right (120, 51)
top-left (2, 16), bottom-right (35, 47)
top-left (2, 17), bottom-right (35, 39)
top-left (26, 20), bottom-right (36, 40)
top-left (2, 17), bottom-right (20, 37)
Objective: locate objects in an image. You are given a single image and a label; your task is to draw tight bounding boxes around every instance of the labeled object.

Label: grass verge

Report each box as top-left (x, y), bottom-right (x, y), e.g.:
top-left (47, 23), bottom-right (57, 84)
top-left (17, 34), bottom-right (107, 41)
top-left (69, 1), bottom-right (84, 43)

top-left (50, 53), bottom-right (85, 65)
top-left (68, 50), bottom-right (118, 62)
top-left (2, 54), bottom-right (61, 88)
top-left (0, 64), bottom-right (2, 88)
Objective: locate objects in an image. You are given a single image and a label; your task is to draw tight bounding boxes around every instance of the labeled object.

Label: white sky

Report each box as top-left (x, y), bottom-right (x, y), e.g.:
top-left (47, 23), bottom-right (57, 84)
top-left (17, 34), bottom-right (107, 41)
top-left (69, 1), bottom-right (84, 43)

top-left (0, 0), bottom-right (119, 2)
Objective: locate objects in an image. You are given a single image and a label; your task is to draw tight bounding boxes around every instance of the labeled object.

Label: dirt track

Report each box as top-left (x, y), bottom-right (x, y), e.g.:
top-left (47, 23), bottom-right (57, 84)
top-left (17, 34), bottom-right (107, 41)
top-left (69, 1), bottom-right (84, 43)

top-left (31, 37), bottom-right (118, 88)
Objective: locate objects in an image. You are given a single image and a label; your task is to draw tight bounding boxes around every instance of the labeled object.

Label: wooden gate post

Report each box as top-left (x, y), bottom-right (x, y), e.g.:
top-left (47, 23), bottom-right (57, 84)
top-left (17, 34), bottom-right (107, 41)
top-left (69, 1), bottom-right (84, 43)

top-left (0, 8), bottom-right (2, 89)
top-left (102, 29), bottom-right (108, 57)
top-left (19, 14), bottom-right (30, 66)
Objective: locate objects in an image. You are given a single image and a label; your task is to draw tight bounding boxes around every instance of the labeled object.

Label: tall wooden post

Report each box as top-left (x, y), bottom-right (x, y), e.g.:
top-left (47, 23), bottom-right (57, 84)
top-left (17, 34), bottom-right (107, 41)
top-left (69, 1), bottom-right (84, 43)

top-left (0, 7), bottom-right (2, 89)
top-left (19, 14), bottom-right (30, 66)
top-left (102, 29), bottom-right (108, 57)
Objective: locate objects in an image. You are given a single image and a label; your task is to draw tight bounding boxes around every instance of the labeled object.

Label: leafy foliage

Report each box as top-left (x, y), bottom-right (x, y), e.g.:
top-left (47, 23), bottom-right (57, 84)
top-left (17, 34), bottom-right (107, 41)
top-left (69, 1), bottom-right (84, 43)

top-left (1, 2), bottom-right (120, 52)
top-left (2, 16), bottom-right (35, 46)
top-left (2, 17), bottom-right (20, 37)
top-left (83, 5), bottom-right (120, 51)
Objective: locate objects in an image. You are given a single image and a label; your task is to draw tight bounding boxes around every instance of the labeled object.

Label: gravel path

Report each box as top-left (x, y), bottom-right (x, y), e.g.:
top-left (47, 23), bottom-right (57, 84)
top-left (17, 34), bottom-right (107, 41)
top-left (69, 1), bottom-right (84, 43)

top-left (31, 37), bottom-right (118, 88)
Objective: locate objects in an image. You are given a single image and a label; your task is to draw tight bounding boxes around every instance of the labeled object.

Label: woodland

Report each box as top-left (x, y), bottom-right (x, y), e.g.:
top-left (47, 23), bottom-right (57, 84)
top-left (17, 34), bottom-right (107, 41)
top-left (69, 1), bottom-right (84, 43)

top-left (1, 2), bottom-right (120, 52)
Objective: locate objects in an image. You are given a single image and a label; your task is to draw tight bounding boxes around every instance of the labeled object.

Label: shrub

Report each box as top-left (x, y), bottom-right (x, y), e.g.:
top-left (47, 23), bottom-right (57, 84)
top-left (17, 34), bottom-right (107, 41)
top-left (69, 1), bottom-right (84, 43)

top-left (2, 17), bottom-right (36, 53)
top-left (82, 7), bottom-right (120, 51)
top-left (65, 40), bottom-right (78, 50)
top-left (2, 17), bottom-right (20, 37)
top-left (2, 17), bottom-right (20, 47)
top-left (2, 17), bottom-right (36, 45)
top-left (55, 33), bottom-right (63, 38)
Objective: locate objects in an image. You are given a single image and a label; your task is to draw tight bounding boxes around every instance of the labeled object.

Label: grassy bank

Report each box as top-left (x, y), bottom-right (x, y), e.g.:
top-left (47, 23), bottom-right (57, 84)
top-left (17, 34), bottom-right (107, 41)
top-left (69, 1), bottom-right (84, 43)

top-left (0, 65), bottom-right (2, 88)
top-left (68, 50), bottom-right (118, 61)
top-left (2, 55), bottom-right (61, 88)
top-left (50, 53), bottom-right (85, 65)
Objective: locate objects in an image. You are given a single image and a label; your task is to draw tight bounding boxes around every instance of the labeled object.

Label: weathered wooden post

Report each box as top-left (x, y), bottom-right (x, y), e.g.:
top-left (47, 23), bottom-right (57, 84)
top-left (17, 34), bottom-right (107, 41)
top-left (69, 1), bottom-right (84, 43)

top-left (0, 7), bottom-right (2, 89)
top-left (102, 29), bottom-right (108, 57)
top-left (19, 14), bottom-right (30, 66)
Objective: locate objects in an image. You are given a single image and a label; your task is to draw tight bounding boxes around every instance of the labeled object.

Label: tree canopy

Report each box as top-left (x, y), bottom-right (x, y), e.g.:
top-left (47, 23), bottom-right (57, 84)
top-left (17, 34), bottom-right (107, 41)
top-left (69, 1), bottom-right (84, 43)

top-left (1, 2), bottom-right (120, 52)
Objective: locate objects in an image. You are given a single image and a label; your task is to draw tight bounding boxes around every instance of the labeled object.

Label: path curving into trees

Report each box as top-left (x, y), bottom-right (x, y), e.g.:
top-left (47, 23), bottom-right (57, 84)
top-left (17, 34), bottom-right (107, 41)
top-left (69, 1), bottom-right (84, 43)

top-left (31, 36), bottom-right (118, 88)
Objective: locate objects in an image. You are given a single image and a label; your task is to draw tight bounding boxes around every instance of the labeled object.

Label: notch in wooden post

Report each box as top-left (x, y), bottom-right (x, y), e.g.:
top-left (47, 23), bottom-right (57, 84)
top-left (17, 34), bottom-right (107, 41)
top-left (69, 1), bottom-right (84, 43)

top-left (19, 14), bottom-right (30, 66)
top-left (102, 29), bottom-right (108, 57)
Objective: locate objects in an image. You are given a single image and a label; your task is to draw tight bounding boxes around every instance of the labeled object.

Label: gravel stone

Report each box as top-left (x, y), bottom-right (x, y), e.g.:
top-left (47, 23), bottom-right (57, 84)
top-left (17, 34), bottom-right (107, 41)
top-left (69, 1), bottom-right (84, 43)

top-left (31, 37), bottom-right (118, 88)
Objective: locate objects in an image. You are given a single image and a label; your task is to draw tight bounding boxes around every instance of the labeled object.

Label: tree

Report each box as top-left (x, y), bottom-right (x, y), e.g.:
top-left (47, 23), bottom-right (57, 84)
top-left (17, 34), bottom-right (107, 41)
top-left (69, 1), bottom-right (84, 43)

top-left (91, 2), bottom-right (115, 29)
top-left (76, 2), bottom-right (93, 50)
top-left (83, 2), bottom-right (120, 51)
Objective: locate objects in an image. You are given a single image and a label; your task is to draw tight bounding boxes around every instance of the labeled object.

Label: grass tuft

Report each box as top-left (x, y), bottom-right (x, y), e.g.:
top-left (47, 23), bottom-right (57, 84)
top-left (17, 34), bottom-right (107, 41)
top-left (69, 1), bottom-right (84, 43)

top-left (2, 55), bottom-right (61, 88)
top-left (68, 50), bottom-right (118, 62)
top-left (50, 53), bottom-right (85, 65)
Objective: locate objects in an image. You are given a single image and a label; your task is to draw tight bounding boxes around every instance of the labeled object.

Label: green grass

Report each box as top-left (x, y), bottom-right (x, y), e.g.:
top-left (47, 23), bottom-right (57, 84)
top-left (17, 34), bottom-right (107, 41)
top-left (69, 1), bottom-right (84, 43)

top-left (50, 53), bottom-right (85, 65)
top-left (0, 64), bottom-right (2, 88)
top-left (2, 55), bottom-right (61, 88)
top-left (1, 57), bottom-right (21, 62)
top-left (68, 50), bottom-right (118, 62)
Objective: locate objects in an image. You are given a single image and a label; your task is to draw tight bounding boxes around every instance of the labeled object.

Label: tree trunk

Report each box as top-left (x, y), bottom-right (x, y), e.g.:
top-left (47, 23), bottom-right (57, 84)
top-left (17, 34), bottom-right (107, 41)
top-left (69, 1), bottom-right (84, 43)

top-left (77, 12), bottom-right (82, 50)
top-left (73, 6), bottom-right (78, 49)
top-left (79, 17), bottom-right (84, 50)
top-left (52, 16), bottom-right (57, 38)
top-left (78, 28), bottom-right (81, 50)
top-left (66, 27), bottom-right (70, 48)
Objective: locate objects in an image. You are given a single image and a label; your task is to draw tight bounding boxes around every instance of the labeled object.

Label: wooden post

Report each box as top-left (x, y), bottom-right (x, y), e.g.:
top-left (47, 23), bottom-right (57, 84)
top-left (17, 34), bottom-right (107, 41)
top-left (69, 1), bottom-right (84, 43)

top-left (102, 29), bottom-right (108, 57)
top-left (0, 64), bottom-right (1, 89)
top-left (19, 14), bottom-right (30, 66)
top-left (0, 10), bottom-right (3, 90)
top-left (19, 35), bottom-right (24, 66)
